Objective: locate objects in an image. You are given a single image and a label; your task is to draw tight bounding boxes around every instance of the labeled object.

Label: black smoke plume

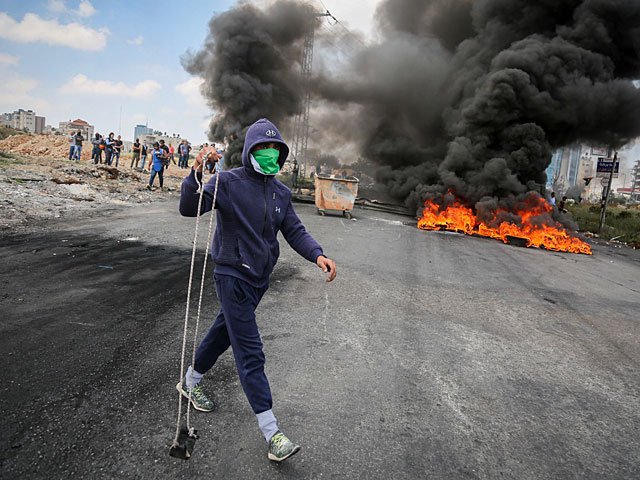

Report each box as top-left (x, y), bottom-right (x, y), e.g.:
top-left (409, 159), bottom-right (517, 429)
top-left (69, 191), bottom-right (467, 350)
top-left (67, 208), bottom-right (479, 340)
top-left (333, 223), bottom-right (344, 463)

top-left (182, 1), bottom-right (313, 167)
top-left (186, 0), bottom-right (640, 223)
top-left (318, 0), bottom-right (640, 216)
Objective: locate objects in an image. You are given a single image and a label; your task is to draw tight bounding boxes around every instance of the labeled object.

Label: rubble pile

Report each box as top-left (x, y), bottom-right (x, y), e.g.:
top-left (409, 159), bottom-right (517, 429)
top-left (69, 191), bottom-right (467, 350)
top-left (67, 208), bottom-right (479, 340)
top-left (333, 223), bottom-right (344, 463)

top-left (0, 152), bottom-right (185, 231)
top-left (0, 134), bottom-right (91, 161)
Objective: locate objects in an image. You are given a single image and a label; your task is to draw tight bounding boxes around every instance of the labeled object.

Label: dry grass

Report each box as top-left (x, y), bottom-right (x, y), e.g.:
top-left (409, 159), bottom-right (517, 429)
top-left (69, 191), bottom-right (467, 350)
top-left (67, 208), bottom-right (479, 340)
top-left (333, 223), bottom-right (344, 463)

top-left (568, 203), bottom-right (640, 246)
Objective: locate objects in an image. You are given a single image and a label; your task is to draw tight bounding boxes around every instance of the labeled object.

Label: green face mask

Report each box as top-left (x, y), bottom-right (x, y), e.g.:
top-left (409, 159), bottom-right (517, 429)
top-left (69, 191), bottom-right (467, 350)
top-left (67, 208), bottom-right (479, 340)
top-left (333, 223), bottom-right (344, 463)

top-left (252, 148), bottom-right (280, 174)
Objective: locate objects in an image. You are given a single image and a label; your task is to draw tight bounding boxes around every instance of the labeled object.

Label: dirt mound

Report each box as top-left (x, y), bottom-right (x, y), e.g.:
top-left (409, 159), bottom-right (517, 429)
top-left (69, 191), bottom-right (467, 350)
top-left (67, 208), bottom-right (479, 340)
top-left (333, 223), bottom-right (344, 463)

top-left (0, 134), bottom-right (91, 160)
top-left (0, 152), bottom-right (188, 231)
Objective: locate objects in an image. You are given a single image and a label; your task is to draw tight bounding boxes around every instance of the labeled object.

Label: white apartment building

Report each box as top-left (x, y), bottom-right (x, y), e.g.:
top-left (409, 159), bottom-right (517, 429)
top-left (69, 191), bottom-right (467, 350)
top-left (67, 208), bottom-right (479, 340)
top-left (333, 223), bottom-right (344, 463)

top-left (0, 113), bottom-right (12, 127)
top-left (12, 109), bottom-right (36, 132)
top-left (0, 109), bottom-right (44, 133)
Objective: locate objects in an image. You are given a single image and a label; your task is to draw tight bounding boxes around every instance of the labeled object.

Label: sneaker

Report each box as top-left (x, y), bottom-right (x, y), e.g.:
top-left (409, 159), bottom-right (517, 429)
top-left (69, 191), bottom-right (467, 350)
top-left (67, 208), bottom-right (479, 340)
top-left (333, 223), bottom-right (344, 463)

top-left (268, 431), bottom-right (300, 462)
top-left (175, 382), bottom-right (214, 412)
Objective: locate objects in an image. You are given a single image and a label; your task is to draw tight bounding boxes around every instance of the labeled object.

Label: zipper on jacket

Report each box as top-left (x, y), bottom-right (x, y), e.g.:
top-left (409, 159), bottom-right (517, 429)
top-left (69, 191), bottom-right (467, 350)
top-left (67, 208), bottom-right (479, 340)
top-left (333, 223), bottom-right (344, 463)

top-left (262, 176), bottom-right (271, 272)
top-left (262, 176), bottom-right (268, 236)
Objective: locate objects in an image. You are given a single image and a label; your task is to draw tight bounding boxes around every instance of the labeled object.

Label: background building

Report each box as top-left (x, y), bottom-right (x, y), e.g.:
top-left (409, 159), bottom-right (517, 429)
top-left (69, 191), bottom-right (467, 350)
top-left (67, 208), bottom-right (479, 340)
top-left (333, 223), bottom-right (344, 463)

top-left (2, 109), bottom-right (37, 132)
top-left (58, 119), bottom-right (95, 140)
top-left (547, 144), bottom-right (606, 201)
top-left (137, 132), bottom-right (189, 151)
top-left (627, 160), bottom-right (640, 203)
top-left (545, 150), bottom-right (562, 187)
top-left (43, 124), bottom-right (59, 135)
top-left (1, 110), bottom-right (47, 134)
top-left (133, 124), bottom-right (153, 141)
top-left (35, 116), bottom-right (45, 134)
top-left (0, 113), bottom-right (12, 127)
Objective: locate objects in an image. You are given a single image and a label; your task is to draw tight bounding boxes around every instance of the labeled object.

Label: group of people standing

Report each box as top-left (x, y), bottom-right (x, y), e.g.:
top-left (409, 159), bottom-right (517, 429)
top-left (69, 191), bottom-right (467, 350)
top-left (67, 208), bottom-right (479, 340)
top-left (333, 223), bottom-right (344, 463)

top-left (88, 132), bottom-right (123, 167)
top-left (146, 142), bottom-right (223, 191)
top-left (67, 130), bottom-right (227, 193)
top-left (67, 131), bottom-right (85, 162)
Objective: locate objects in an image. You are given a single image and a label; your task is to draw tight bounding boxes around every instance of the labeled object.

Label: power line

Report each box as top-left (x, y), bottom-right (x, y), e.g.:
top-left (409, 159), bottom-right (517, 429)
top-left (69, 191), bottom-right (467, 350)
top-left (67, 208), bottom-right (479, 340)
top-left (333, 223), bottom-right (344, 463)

top-left (290, 2), bottom-right (368, 176)
top-left (311, 0), bottom-right (368, 48)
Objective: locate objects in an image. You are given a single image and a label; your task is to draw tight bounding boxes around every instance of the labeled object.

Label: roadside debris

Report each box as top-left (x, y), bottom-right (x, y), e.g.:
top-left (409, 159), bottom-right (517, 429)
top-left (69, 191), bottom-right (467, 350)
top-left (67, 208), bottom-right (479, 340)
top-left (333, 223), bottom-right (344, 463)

top-left (0, 146), bottom-right (185, 231)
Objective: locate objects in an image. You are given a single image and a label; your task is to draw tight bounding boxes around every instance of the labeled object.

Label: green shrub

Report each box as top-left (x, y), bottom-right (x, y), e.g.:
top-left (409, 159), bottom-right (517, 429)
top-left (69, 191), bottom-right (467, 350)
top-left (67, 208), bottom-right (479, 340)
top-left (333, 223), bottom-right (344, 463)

top-left (566, 204), bottom-right (640, 244)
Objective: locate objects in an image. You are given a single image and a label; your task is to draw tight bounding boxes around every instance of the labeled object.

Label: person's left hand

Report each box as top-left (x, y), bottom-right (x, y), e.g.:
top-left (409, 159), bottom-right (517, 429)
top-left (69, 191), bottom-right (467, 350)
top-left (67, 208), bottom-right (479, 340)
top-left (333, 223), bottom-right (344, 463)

top-left (316, 255), bottom-right (337, 282)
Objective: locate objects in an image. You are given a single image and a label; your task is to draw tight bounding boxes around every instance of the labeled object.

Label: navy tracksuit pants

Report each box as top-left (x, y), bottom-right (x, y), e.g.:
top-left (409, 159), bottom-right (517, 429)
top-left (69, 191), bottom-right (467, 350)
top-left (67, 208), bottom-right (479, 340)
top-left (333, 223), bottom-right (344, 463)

top-left (194, 274), bottom-right (272, 414)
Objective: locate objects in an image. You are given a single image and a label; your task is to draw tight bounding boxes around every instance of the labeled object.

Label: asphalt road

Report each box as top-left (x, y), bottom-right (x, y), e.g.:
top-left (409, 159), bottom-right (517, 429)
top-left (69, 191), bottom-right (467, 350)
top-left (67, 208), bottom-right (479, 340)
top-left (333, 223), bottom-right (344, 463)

top-left (1, 199), bottom-right (639, 479)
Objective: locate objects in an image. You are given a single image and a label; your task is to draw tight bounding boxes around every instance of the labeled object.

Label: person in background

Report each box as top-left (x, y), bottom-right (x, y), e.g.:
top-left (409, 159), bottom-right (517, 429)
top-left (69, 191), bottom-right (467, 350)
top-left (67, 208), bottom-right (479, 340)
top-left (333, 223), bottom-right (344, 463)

top-left (113, 135), bottom-right (123, 167)
top-left (549, 191), bottom-right (557, 207)
top-left (159, 140), bottom-right (170, 169)
top-left (104, 132), bottom-right (115, 166)
top-left (178, 140), bottom-right (191, 168)
top-left (131, 138), bottom-right (141, 168)
top-left (217, 148), bottom-right (225, 172)
top-left (73, 130), bottom-right (84, 161)
top-left (177, 140), bottom-right (184, 168)
top-left (169, 144), bottom-right (175, 166)
top-left (202, 145), bottom-right (221, 173)
top-left (291, 159), bottom-right (299, 191)
top-left (147, 142), bottom-right (166, 191)
top-left (91, 133), bottom-right (101, 163)
top-left (68, 131), bottom-right (76, 160)
top-left (214, 149), bottom-right (225, 173)
top-left (558, 196), bottom-right (568, 213)
top-left (98, 135), bottom-right (106, 163)
top-left (140, 142), bottom-right (148, 171)
top-left (194, 145), bottom-right (220, 173)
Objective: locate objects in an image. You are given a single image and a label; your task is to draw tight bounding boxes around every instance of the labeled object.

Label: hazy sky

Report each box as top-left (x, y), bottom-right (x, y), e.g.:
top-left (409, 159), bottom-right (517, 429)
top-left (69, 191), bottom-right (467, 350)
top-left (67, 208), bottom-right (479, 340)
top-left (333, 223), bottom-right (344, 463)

top-left (0, 0), bottom-right (379, 144)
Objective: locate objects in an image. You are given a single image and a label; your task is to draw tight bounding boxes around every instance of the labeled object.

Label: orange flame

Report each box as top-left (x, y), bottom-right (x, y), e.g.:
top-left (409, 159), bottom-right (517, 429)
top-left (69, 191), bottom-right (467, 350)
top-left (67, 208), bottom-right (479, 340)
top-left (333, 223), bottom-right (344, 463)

top-left (418, 197), bottom-right (592, 255)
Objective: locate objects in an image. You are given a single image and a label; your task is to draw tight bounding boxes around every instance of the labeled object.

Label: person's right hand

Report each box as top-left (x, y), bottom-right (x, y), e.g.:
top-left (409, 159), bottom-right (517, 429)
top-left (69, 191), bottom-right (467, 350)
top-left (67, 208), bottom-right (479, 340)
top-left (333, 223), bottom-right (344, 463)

top-left (192, 148), bottom-right (219, 173)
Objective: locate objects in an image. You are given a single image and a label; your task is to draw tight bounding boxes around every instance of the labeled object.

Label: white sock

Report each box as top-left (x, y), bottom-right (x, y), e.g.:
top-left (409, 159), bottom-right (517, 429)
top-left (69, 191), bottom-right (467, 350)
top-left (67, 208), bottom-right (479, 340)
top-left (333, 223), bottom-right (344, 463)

top-left (256, 409), bottom-right (279, 443)
top-left (184, 366), bottom-right (204, 388)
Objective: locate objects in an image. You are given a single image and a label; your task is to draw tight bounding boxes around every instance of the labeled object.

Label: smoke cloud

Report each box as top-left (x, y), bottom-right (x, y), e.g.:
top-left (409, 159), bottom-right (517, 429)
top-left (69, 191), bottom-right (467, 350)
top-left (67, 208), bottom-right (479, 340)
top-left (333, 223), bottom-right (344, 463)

top-left (182, 0), bottom-right (313, 167)
top-left (186, 0), bottom-right (640, 222)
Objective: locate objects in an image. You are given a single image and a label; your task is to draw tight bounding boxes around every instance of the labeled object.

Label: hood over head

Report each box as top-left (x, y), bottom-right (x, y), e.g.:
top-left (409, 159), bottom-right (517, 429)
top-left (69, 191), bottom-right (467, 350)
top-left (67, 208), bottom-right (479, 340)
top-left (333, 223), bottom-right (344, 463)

top-left (241, 118), bottom-right (289, 171)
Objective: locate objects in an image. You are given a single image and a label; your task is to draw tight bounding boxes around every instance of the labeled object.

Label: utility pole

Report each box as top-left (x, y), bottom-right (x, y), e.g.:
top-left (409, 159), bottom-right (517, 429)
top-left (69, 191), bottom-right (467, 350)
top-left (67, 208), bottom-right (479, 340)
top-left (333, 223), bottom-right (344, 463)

top-left (290, 8), bottom-right (334, 178)
top-left (599, 148), bottom-right (618, 233)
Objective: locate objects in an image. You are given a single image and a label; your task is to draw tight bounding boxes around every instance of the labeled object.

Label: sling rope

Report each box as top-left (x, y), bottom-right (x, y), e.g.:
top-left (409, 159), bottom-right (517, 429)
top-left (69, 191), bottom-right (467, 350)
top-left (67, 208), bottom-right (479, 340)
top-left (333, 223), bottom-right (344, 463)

top-left (171, 163), bottom-right (220, 449)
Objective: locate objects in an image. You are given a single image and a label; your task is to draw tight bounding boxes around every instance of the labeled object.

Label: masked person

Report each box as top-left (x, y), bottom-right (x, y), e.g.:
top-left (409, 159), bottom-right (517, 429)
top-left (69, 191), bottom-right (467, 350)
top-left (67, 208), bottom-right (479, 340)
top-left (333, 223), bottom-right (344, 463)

top-left (178, 118), bottom-right (337, 462)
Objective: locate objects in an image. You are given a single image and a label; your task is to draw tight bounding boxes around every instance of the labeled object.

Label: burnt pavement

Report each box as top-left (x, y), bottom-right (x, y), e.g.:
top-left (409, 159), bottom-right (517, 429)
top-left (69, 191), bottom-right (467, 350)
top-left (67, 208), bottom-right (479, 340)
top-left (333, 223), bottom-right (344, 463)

top-left (1, 200), bottom-right (639, 479)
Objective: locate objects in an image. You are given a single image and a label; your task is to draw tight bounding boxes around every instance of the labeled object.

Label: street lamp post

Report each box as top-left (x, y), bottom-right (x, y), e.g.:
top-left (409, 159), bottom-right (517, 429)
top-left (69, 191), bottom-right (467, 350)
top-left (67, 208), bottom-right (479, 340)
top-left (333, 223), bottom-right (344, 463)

top-left (599, 148), bottom-right (618, 234)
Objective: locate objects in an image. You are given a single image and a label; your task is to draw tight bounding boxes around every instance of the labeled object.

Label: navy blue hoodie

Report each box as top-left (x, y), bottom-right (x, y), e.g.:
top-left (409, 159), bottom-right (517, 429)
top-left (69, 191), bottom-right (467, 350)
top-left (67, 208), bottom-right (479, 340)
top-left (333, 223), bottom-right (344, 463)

top-left (179, 118), bottom-right (323, 288)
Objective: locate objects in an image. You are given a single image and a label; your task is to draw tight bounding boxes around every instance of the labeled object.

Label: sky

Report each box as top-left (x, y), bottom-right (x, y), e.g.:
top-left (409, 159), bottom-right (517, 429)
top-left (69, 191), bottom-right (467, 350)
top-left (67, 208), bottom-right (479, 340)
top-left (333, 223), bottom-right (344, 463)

top-left (0, 0), bottom-right (379, 144)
